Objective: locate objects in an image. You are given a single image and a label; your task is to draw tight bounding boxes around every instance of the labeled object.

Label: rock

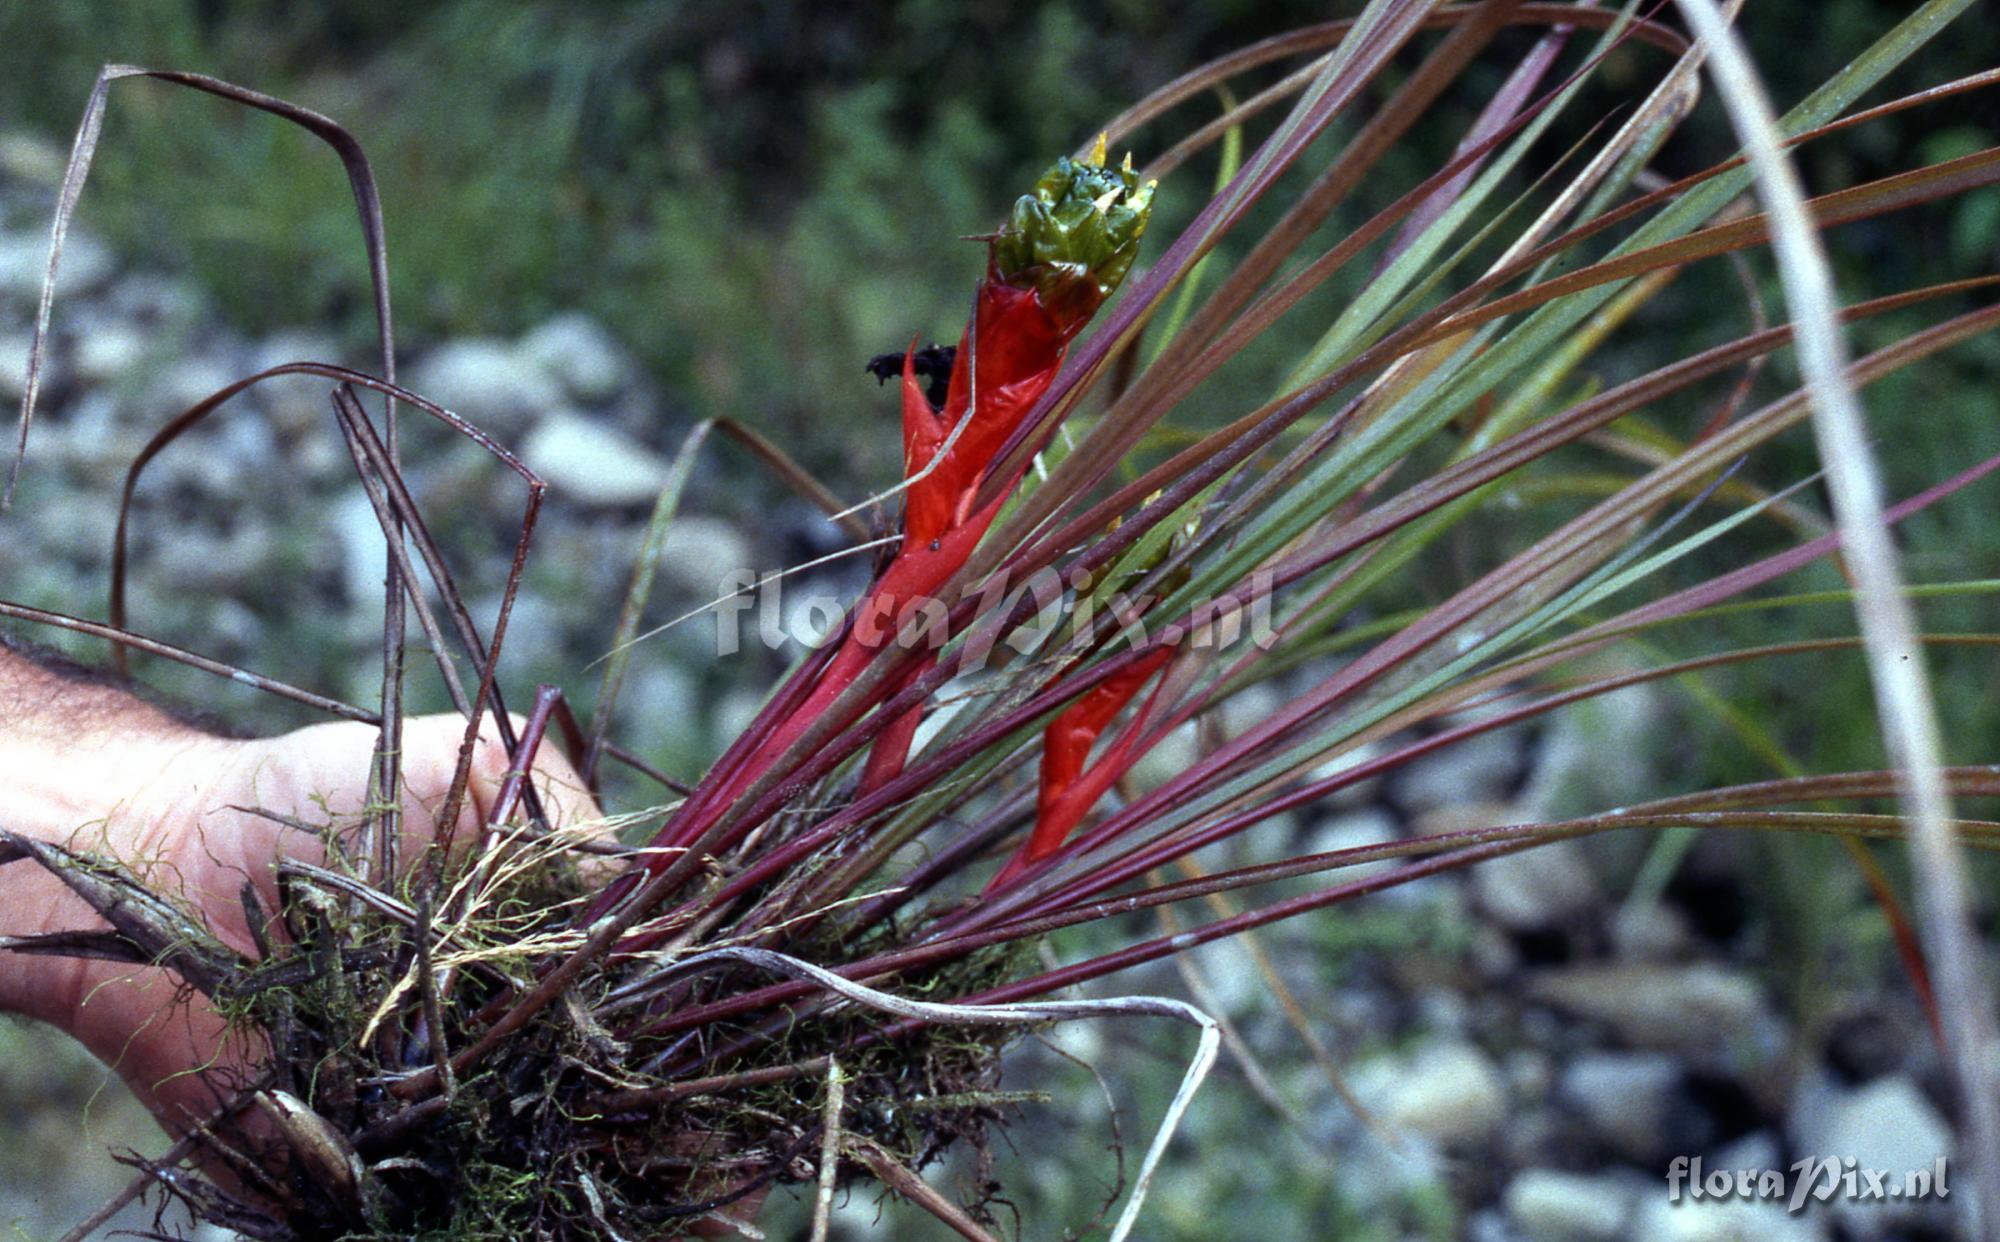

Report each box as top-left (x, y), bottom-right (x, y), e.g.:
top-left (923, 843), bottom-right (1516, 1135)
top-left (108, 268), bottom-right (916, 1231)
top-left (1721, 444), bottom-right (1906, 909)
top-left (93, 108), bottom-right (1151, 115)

top-left (1473, 837), bottom-right (1597, 931)
top-left (247, 329), bottom-right (346, 437)
top-left (1559, 1052), bottom-right (1682, 1163)
top-left (72, 319), bottom-right (152, 384)
top-left (1527, 964), bottom-right (1766, 1052)
top-left (33, 390), bottom-right (145, 484)
top-left (1609, 901), bottom-right (1694, 962)
top-left (652, 513), bottom-right (754, 597)
top-left (0, 130), bottom-right (66, 186)
top-left (1219, 683), bottom-right (1283, 739)
top-left (145, 406), bottom-right (279, 496)
top-left (519, 312), bottom-right (628, 403)
top-left (405, 337), bottom-right (564, 437)
top-left (1521, 681), bottom-right (1663, 815)
top-left (105, 271), bottom-right (207, 327)
top-left (0, 331), bottom-right (32, 402)
top-left (149, 523), bottom-right (275, 595)
top-left (1630, 1195), bottom-right (1823, 1242)
top-left (520, 412), bottom-right (672, 508)
top-left (1708, 1130), bottom-right (1782, 1182)
top-left (146, 354), bottom-right (244, 419)
top-left (1129, 720), bottom-right (1199, 790)
top-left (25, 487), bottom-right (117, 565)
top-left (479, 589), bottom-right (565, 675)
top-left (612, 662), bottom-right (700, 751)
top-left (1302, 736), bottom-right (1388, 808)
top-left (0, 227), bottom-right (112, 304)
top-left (1390, 719), bottom-right (1531, 814)
top-left (1301, 807), bottom-right (1401, 879)
top-left (1353, 1038), bottom-right (1507, 1147)
top-left (1186, 940), bottom-right (1265, 1013)
top-left (1790, 1074), bottom-right (1953, 1235)
top-left (329, 486), bottom-right (391, 606)
top-left (1504, 1169), bottom-right (1633, 1242)
top-left (250, 329), bottom-right (345, 374)
top-left (1411, 798), bottom-right (1516, 839)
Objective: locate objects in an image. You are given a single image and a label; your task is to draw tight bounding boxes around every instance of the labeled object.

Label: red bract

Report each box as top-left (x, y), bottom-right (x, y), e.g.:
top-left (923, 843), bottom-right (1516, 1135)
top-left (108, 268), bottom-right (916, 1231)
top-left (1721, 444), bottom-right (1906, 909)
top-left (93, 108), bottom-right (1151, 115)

top-left (987, 642), bottom-right (1177, 892)
top-left (625, 141), bottom-right (1156, 883)
top-left (899, 276), bottom-right (1072, 546)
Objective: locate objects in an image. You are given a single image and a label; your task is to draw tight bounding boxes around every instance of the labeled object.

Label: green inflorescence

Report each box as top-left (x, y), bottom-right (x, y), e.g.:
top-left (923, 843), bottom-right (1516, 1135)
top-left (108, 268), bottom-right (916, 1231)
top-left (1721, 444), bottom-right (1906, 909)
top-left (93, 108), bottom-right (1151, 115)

top-left (991, 136), bottom-right (1157, 314)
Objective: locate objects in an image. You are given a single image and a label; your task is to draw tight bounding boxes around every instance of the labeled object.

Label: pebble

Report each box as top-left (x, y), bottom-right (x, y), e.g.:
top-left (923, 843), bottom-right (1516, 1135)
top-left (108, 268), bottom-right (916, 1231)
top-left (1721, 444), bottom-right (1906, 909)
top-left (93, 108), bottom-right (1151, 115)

top-left (520, 411), bottom-right (671, 508)
top-left (0, 131), bottom-right (66, 186)
top-left (1391, 723), bottom-right (1531, 814)
top-left (1473, 837), bottom-right (1597, 931)
top-left (0, 227), bottom-right (112, 303)
top-left (519, 312), bottom-right (629, 403)
top-left (1609, 901), bottom-right (1694, 962)
top-left (1520, 681), bottom-right (1662, 814)
top-left (653, 513), bottom-right (756, 597)
top-left (404, 336), bottom-right (565, 437)
top-left (1302, 736), bottom-right (1387, 807)
top-left (0, 330), bottom-right (31, 401)
top-left (1129, 718), bottom-right (1200, 790)
top-left (1628, 1195), bottom-right (1824, 1242)
top-left (1526, 963), bottom-right (1766, 1052)
top-left (1301, 806), bottom-right (1401, 879)
top-left (1504, 1168), bottom-right (1633, 1242)
top-left (1352, 1038), bottom-right (1508, 1147)
top-left (1559, 1051), bottom-right (1681, 1163)
top-left (146, 353), bottom-right (245, 419)
top-left (148, 523), bottom-right (275, 595)
top-left (70, 318), bottom-right (152, 384)
top-left (329, 485), bottom-right (392, 606)
top-left (1790, 1073), bottom-right (1953, 1236)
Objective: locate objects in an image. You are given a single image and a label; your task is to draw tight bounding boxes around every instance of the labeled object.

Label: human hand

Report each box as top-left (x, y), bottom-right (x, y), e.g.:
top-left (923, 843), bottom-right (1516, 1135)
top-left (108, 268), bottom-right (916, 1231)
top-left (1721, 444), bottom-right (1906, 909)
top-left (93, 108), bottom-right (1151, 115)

top-left (0, 710), bottom-right (597, 1135)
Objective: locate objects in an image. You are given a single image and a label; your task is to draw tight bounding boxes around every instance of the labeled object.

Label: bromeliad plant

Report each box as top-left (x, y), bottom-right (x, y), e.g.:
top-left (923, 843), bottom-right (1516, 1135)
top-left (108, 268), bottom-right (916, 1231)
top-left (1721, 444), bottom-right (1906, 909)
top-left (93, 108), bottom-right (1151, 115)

top-left (8, 1), bottom-right (2000, 1237)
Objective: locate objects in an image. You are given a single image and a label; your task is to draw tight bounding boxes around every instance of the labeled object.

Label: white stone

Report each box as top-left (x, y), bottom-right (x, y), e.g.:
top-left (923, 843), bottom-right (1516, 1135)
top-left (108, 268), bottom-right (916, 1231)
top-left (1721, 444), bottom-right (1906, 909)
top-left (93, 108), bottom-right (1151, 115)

top-left (519, 412), bottom-right (672, 508)
top-left (1505, 1169), bottom-right (1632, 1242)
top-left (1302, 806), bottom-right (1401, 879)
top-left (1393, 722), bottom-right (1527, 813)
top-left (1560, 1051), bottom-right (1680, 1163)
top-left (1303, 737), bottom-right (1387, 807)
top-left (0, 130), bottom-right (66, 185)
top-left (1630, 1195), bottom-right (1823, 1242)
top-left (1130, 719), bottom-right (1200, 790)
top-left (1814, 1076), bottom-right (1953, 1175)
top-left (1609, 901), bottom-right (1693, 961)
top-left (330, 486), bottom-right (391, 605)
top-left (406, 337), bottom-right (564, 436)
top-left (1474, 837), bottom-right (1597, 930)
top-left (148, 354), bottom-right (243, 418)
top-left (72, 320), bottom-right (152, 384)
top-left (0, 331), bottom-right (30, 402)
top-left (1527, 964), bottom-right (1765, 1051)
top-left (654, 514), bottom-right (755, 596)
top-left (520, 312), bottom-right (629, 403)
top-left (1353, 1038), bottom-right (1507, 1147)
top-left (0, 228), bottom-right (112, 304)
top-left (1791, 1074), bottom-right (1953, 1235)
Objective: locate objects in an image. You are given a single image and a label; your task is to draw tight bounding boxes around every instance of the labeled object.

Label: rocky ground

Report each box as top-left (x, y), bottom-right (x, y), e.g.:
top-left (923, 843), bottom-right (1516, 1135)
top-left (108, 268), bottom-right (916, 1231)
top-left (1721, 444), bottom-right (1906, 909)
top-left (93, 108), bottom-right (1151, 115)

top-left (0, 138), bottom-right (1964, 1242)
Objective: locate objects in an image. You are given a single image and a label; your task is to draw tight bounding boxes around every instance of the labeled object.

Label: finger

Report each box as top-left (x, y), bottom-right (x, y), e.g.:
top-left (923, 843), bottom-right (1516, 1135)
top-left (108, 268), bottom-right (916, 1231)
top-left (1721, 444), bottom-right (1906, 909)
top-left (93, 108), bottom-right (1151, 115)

top-left (399, 711), bottom-right (606, 844)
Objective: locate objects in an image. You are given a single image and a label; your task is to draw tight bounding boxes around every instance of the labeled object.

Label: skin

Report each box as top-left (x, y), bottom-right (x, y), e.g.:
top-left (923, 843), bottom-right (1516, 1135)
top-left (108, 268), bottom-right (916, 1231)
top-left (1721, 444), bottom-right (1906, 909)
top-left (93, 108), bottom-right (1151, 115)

top-left (0, 646), bottom-right (761, 1235)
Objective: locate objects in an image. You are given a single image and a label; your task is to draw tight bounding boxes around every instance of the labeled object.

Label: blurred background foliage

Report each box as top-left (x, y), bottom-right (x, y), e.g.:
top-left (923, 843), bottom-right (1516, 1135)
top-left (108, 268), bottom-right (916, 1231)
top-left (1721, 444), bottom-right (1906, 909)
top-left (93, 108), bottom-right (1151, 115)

top-left (13, 0), bottom-right (1976, 796)
top-left (2, 2), bottom-right (1999, 1236)
top-left (6, 0), bottom-right (1994, 487)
